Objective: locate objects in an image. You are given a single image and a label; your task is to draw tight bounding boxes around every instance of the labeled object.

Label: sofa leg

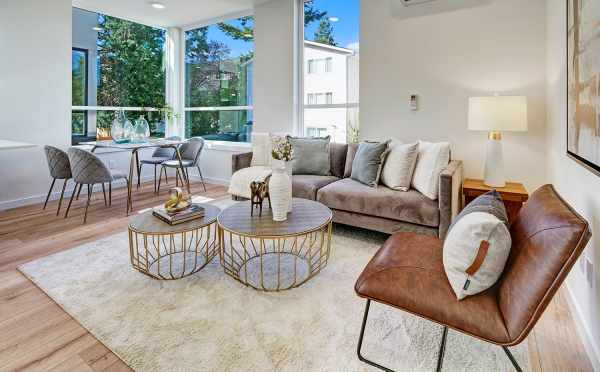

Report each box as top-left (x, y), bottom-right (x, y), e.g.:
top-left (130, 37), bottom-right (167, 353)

top-left (357, 300), bottom-right (394, 372)
top-left (502, 346), bottom-right (523, 372)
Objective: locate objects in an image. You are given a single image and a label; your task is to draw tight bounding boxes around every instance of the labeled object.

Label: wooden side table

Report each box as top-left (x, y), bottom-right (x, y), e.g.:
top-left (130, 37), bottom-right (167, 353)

top-left (462, 178), bottom-right (529, 224)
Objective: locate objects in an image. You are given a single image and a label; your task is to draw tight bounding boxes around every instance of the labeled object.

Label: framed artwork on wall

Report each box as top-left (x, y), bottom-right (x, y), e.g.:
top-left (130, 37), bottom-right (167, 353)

top-left (567, 0), bottom-right (600, 173)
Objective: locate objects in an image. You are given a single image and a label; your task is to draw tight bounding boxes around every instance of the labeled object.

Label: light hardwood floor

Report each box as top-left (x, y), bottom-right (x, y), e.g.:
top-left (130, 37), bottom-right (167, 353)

top-left (0, 180), bottom-right (593, 371)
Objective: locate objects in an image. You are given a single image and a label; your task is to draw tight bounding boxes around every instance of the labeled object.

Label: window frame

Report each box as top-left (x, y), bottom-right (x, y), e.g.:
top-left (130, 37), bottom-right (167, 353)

top-left (298, 1), bottom-right (360, 142)
top-left (182, 12), bottom-right (255, 143)
top-left (71, 47), bottom-right (89, 139)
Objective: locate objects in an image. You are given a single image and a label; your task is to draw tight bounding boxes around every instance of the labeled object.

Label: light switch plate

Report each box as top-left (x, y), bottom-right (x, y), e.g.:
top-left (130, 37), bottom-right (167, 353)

top-left (586, 258), bottom-right (594, 288)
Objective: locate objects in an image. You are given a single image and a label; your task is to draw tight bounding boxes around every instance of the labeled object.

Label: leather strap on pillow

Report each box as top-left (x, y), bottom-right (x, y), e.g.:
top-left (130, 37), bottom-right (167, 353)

top-left (465, 240), bottom-right (489, 276)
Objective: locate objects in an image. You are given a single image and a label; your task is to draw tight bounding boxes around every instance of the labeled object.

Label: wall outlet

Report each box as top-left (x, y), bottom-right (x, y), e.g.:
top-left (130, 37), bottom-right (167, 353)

top-left (586, 258), bottom-right (594, 288)
top-left (108, 160), bottom-right (116, 169)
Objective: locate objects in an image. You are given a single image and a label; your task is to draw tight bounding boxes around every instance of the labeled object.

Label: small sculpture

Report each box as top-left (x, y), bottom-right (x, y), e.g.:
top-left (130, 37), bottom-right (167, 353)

top-left (250, 175), bottom-right (272, 217)
top-left (164, 187), bottom-right (190, 215)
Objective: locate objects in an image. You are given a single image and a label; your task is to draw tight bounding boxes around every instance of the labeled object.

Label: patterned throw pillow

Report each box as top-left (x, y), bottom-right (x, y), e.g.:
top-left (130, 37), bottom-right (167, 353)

top-left (443, 190), bottom-right (512, 300)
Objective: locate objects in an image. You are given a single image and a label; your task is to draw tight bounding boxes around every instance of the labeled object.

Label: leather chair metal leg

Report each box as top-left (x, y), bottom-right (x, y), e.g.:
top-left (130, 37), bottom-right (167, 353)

top-left (197, 165), bottom-right (207, 192)
top-left (109, 182), bottom-right (112, 206)
top-left (64, 183), bottom-right (78, 218)
top-left (502, 347), bottom-right (523, 372)
top-left (83, 184), bottom-right (93, 224)
top-left (357, 300), bottom-right (394, 372)
top-left (56, 179), bottom-right (68, 216)
top-left (43, 178), bottom-right (56, 210)
top-left (136, 152), bottom-right (141, 190)
top-left (357, 299), bottom-right (522, 372)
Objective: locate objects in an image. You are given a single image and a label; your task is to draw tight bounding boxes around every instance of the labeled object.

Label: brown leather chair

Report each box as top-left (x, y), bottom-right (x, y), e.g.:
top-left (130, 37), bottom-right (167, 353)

top-left (354, 184), bottom-right (591, 371)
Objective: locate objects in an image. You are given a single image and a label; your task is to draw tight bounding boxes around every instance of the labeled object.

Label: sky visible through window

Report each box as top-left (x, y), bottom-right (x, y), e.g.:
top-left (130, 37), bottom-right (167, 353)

top-left (203, 0), bottom-right (359, 57)
top-left (305, 0), bottom-right (359, 49)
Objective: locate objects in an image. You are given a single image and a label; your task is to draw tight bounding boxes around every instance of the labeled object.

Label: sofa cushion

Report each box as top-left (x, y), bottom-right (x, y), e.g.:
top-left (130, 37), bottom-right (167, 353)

top-left (292, 175), bottom-right (340, 201)
top-left (317, 178), bottom-right (440, 227)
top-left (228, 165), bottom-right (272, 199)
top-left (344, 143), bottom-right (359, 178)
top-left (330, 143), bottom-right (348, 178)
top-left (351, 141), bottom-right (390, 187)
top-left (287, 135), bottom-right (331, 176)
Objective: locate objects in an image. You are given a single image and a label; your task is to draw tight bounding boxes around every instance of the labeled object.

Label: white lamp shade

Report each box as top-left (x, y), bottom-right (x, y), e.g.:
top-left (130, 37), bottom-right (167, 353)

top-left (468, 96), bottom-right (528, 131)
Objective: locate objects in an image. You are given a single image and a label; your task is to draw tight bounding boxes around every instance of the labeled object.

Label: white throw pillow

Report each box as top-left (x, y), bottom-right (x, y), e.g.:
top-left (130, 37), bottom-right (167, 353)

top-left (380, 139), bottom-right (419, 191)
top-left (250, 133), bottom-right (273, 167)
top-left (411, 141), bottom-right (450, 200)
top-left (443, 211), bottom-right (511, 300)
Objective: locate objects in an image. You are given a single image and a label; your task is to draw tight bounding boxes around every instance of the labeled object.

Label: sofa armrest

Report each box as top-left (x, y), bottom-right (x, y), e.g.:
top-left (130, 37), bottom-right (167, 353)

top-left (438, 160), bottom-right (463, 240)
top-left (232, 152), bottom-right (253, 174)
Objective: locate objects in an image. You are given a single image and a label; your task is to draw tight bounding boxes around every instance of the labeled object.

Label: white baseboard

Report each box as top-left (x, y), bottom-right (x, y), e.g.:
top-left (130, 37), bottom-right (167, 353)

top-left (564, 282), bottom-right (600, 371)
top-left (0, 174), bottom-right (231, 211)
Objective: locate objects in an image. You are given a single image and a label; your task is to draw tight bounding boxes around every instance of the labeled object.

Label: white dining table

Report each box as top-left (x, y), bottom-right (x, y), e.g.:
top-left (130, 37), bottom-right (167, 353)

top-left (81, 139), bottom-right (190, 214)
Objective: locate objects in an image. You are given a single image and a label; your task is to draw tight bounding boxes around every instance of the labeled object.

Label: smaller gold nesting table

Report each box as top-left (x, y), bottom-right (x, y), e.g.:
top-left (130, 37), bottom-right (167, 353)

top-left (217, 198), bottom-right (333, 291)
top-left (128, 204), bottom-right (220, 280)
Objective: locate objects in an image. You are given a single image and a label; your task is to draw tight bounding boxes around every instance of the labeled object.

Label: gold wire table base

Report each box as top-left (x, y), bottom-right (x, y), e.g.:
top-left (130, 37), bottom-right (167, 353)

top-left (218, 222), bottom-right (333, 291)
top-left (129, 221), bottom-right (218, 280)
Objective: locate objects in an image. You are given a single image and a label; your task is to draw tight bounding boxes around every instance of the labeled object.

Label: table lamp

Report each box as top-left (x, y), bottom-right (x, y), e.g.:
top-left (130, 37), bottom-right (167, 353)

top-left (468, 96), bottom-right (528, 188)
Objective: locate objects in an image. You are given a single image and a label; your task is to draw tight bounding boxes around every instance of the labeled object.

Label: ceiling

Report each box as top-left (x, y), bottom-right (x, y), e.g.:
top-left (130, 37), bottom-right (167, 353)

top-left (72, 0), bottom-right (270, 28)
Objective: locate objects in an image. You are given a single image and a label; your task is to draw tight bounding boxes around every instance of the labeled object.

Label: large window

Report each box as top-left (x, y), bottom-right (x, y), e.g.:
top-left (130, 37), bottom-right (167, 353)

top-left (184, 16), bottom-right (254, 143)
top-left (71, 8), bottom-right (166, 144)
top-left (71, 48), bottom-right (88, 137)
top-left (302, 0), bottom-right (359, 143)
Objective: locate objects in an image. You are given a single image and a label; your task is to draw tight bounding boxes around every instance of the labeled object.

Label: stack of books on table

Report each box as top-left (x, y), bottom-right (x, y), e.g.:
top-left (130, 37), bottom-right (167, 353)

top-left (152, 204), bottom-right (205, 225)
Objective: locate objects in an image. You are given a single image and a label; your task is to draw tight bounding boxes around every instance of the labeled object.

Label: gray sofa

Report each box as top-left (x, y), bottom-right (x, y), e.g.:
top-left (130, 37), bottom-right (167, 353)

top-left (232, 143), bottom-right (463, 239)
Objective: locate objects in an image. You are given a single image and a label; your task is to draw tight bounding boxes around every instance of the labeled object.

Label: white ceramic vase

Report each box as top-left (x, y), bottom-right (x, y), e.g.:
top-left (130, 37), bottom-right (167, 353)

top-left (269, 160), bottom-right (292, 221)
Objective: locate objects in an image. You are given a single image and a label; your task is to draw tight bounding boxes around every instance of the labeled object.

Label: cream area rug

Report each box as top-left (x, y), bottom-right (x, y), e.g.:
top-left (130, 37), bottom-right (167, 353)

top-left (19, 199), bottom-right (530, 372)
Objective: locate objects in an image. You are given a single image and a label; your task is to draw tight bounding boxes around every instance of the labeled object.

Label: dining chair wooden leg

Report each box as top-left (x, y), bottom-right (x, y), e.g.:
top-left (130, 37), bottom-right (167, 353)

top-left (197, 166), bottom-right (207, 192)
top-left (175, 168), bottom-right (180, 187)
top-left (102, 183), bottom-right (107, 206)
top-left (153, 164), bottom-right (158, 193)
top-left (136, 152), bottom-right (141, 190)
top-left (56, 179), bottom-right (68, 216)
top-left (158, 167), bottom-right (167, 193)
top-left (83, 184), bottom-right (93, 224)
top-left (64, 183), bottom-right (78, 218)
top-left (43, 178), bottom-right (56, 210)
top-left (76, 183), bottom-right (83, 200)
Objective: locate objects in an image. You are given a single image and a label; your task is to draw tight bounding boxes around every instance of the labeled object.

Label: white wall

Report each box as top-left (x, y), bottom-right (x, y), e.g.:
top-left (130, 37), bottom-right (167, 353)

top-left (360, 0), bottom-right (547, 191)
top-left (0, 0), bottom-right (72, 207)
top-left (546, 0), bottom-right (600, 368)
top-left (253, 0), bottom-right (298, 134)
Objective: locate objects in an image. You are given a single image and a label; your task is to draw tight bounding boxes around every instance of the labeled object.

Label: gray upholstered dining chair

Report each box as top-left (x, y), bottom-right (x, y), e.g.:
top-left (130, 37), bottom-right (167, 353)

top-left (43, 146), bottom-right (72, 215)
top-left (65, 147), bottom-right (127, 223)
top-left (158, 137), bottom-right (206, 193)
top-left (138, 136), bottom-right (181, 193)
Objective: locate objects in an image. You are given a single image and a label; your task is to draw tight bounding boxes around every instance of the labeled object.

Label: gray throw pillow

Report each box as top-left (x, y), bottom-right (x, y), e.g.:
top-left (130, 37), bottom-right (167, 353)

top-left (286, 135), bottom-right (331, 176)
top-left (350, 141), bottom-right (390, 187)
top-left (443, 190), bottom-right (512, 300)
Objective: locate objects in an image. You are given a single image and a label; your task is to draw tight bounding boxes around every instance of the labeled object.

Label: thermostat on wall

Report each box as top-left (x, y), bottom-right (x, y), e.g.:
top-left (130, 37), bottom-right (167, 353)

top-left (410, 94), bottom-right (418, 111)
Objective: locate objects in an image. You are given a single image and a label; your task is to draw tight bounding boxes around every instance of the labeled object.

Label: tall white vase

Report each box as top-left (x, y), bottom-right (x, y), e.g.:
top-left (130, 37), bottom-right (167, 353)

top-left (269, 161), bottom-right (292, 221)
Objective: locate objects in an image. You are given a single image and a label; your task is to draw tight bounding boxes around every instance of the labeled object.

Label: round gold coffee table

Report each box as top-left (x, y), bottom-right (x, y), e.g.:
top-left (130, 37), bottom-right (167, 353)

top-left (217, 198), bottom-right (333, 291)
top-left (128, 204), bottom-right (220, 280)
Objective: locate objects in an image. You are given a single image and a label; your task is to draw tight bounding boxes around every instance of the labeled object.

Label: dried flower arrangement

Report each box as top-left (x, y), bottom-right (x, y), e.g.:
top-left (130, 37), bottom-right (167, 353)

top-left (271, 137), bottom-right (294, 162)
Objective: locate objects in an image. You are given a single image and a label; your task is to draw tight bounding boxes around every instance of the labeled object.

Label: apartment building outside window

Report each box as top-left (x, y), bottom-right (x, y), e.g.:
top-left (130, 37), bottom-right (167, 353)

top-left (302, 0), bottom-right (359, 143)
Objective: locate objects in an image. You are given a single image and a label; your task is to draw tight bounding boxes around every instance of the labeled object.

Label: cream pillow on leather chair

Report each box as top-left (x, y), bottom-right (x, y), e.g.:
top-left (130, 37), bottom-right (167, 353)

top-left (443, 190), bottom-right (512, 300)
